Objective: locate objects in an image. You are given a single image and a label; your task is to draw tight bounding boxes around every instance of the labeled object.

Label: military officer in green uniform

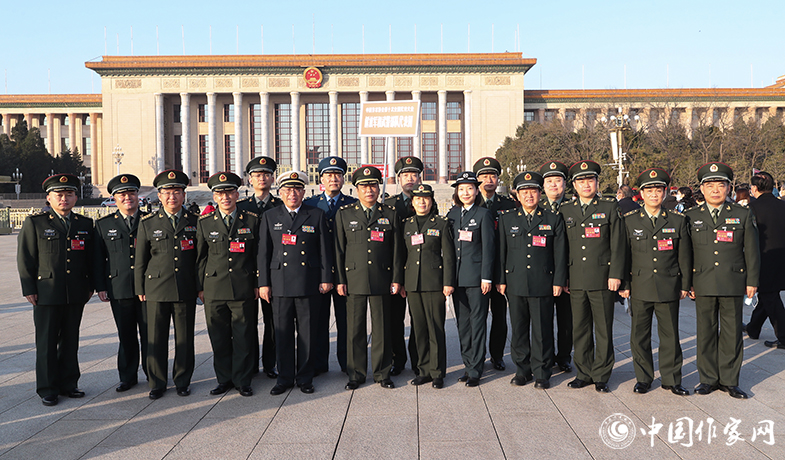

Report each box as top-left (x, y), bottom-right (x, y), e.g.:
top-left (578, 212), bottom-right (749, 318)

top-left (686, 162), bottom-right (760, 399)
top-left (237, 156), bottom-right (282, 379)
top-left (95, 173), bottom-right (148, 393)
top-left (474, 157), bottom-right (517, 372)
top-left (497, 171), bottom-right (567, 389)
top-left (197, 172), bottom-right (260, 397)
top-left (560, 160), bottom-right (627, 393)
top-left (402, 184), bottom-right (455, 389)
top-left (18, 174), bottom-right (94, 406)
top-left (618, 168), bottom-right (691, 396)
top-left (538, 160), bottom-right (574, 373)
top-left (336, 166), bottom-right (404, 390)
top-left (135, 169), bottom-right (199, 399)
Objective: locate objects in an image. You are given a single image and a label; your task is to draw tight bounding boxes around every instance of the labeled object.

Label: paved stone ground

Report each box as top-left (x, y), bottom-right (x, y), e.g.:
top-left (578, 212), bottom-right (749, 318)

top-left (1, 231), bottom-right (783, 459)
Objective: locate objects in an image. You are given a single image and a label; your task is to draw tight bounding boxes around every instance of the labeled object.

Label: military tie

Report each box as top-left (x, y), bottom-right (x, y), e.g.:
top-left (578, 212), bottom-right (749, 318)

top-left (581, 203), bottom-right (588, 216)
top-left (711, 208), bottom-right (719, 224)
top-left (486, 199), bottom-right (493, 208)
top-left (526, 213), bottom-right (532, 226)
top-left (289, 211), bottom-right (297, 222)
top-left (550, 201), bottom-right (558, 213)
top-left (170, 215), bottom-right (179, 229)
top-left (127, 216), bottom-right (134, 230)
top-left (61, 215), bottom-right (71, 234)
top-left (328, 197), bottom-right (336, 213)
top-left (365, 208), bottom-right (372, 222)
top-left (224, 215), bottom-right (233, 229)
top-left (650, 215), bottom-right (657, 228)
top-left (460, 208), bottom-right (467, 226)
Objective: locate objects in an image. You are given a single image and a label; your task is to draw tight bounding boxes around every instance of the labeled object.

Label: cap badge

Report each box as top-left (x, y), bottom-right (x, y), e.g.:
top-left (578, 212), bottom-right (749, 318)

top-left (59, 176), bottom-right (68, 183)
top-left (649, 170), bottom-right (657, 178)
top-left (168, 171), bottom-right (176, 179)
top-left (580, 162), bottom-right (588, 170)
top-left (418, 185), bottom-right (424, 191)
top-left (120, 176), bottom-right (128, 183)
top-left (290, 172), bottom-right (298, 179)
top-left (330, 158), bottom-right (337, 165)
top-left (484, 159), bottom-right (490, 166)
top-left (710, 164), bottom-right (718, 172)
top-left (219, 174), bottom-right (227, 182)
top-left (524, 173), bottom-right (532, 180)
top-left (463, 172), bottom-right (469, 179)
top-left (550, 162), bottom-right (557, 169)
top-left (260, 158), bottom-right (266, 164)
top-left (405, 158), bottom-right (412, 164)
top-left (364, 168), bottom-right (370, 176)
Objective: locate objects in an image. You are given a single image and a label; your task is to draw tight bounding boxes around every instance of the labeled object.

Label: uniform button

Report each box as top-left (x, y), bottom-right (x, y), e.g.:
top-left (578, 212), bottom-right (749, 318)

top-left (301, 251), bottom-right (305, 255)
top-left (581, 223), bottom-right (585, 227)
top-left (174, 257), bottom-right (179, 261)
top-left (653, 236), bottom-right (657, 240)
top-left (653, 269), bottom-right (658, 273)
top-left (149, 275), bottom-right (153, 278)
top-left (66, 259), bottom-right (71, 262)
top-left (714, 251), bottom-right (718, 255)
top-left (66, 270), bottom-right (70, 274)
top-left (130, 265), bottom-right (134, 269)
top-left (301, 241), bottom-right (305, 244)
top-left (581, 235), bottom-right (585, 238)
top-left (506, 269), bottom-right (509, 273)
top-left (527, 254), bottom-right (531, 258)
top-left (693, 268), bottom-right (697, 272)
top-left (229, 268), bottom-right (233, 272)
top-left (714, 229), bottom-right (718, 233)
top-left (367, 239), bottom-right (371, 242)
top-left (417, 249), bottom-right (420, 252)
top-left (527, 244), bottom-right (532, 247)
top-left (581, 246), bottom-right (586, 250)
top-left (174, 246), bottom-right (178, 250)
top-left (715, 262), bottom-right (719, 266)
top-left (130, 255), bottom-right (134, 258)
top-left (653, 247), bottom-right (656, 251)
top-left (457, 248), bottom-right (461, 251)
top-left (66, 248), bottom-right (71, 251)
top-left (653, 258), bottom-right (657, 262)
top-left (368, 261), bottom-right (372, 264)
top-left (38, 276), bottom-right (42, 280)
top-left (416, 261), bottom-right (420, 264)
top-left (714, 240), bottom-right (718, 244)
top-left (582, 257), bottom-right (586, 261)
top-left (175, 268), bottom-right (179, 272)
top-left (368, 249), bottom-right (372, 253)
top-left (283, 252), bottom-right (288, 256)
top-left (228, 258), bottom-right (233, 262)
top-left (741, 269), bottom-right (744, 272)
top-left (526, 265), bottom-right (531, 269)
top-left (301, 262), bottom-right (305, 266)
top-left (527, 233), bottom-right (531, 237)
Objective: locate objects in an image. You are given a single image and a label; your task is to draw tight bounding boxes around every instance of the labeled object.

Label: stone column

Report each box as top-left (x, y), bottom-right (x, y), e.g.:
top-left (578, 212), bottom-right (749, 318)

top-left (68, 113), bottom-right (77, 155)
top-left (95, 115), bottom-right (104, 185)
top-left (75, 114), bottom-right (84, 156)
top-left (437, 90), bottom-right (447, 184)
top-left (90, 113), bottom-right (98, 181)
top-left (290, 91), bottom-right (301, 170)
top-left (52, 114), bottom-right (62, 155)
top-left (24, 113), bottom-right (32, 130)
top-left (180, 93), bottom-right (192, 179)
top-left (385, 91), bottom-right (396, 182)
top-left (1, 115), bottom-right (8, 136)
top-left (259, 91), bottom-right (270, 158)
top-left (207, 92), bottom-right (218, 176)
top-left (233, 92), bottom-right (244, 177)
top-left (537, 108), bottom-right (545, 124)
top-left (412, 91), bottom-right (422, 158)
top-left (359, 91), bottom-right (369, 164)
top-left (154, 94), bottom-right (165, 174)
top-left (685, 105), bottom-right (694, 138)
top-left (463, 90), bottom-right (472, 171)
top-left (329, 91), bottom-right (339, 157)
top-left (31, 114), bottom-right (41, 129)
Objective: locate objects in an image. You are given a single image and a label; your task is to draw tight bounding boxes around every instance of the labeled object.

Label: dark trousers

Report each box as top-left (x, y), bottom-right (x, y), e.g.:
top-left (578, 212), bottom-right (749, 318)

top-left (747, 291), bottom-right (785, 341)
top-left (391, 293), bottom-right (418, 370)
top-left (314, 290), bottom-right (347, 373)
top-left (570, 289), bottom-right (615, 384)
top-left (554, 292), bottom-right (573, 365)
top-left (488, 290), bottom-right (508, 362)
top-left (629, 298), bottom-right (683, 386)
top-left (695, 296), bottom-right (743, 387)
top-left (453, 287), bottom-right (489, 379)
top-left (251, 298), bottom-right (276, 372)
top-left (205, 298), bottom-right (256, 388)
top-left (146, 301), bottom-right (196, 390)
top-left (272, 296), bottom-right (318, 387)
top-left (33, 303), bottom-right (85, 398)
top-left (346, 294), bottom-right (392, 383)
top-left (110, 297), bottom-right (148, 384)
top-left (408, 291), bottom-right (447, 379)
top-left (508, 295), bottom-right (554, 380)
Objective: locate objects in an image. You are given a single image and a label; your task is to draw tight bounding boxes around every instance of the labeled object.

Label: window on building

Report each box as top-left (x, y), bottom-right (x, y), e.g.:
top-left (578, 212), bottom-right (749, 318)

top-left (524, 111), bottom-right (535, 123)
top-left (447, 133), bottom-right (463, 180)
top-left (421, 133), bottom-right (437, 182)
top-left (198, 104), bottom-right (206, 123)
top-left (250, 104), bottom-right (263, 157)
top-left (224, 104), bottom-right (234, 123)
top-left (446, 102), bottom-right (462, 120)
top-left (396, 138), bottom-right (413, 158)
top-left (371, 138), bottom-right (386, 164)
top-left (62, 138), bottom-right (69, 152)
top-left (224, 135), bottom-right (236, 172)
top-left (544, 110), bottom-right (556, 122)
top-left (274, 103), bottom-right (292, 166)
top-left (43, 115), bottom-right (48, 126)
top-left (422, 102), bottom-right (437, 121)
top-left (84, 116), bottom-right (91, 126)
top-left (63, 116), bottom-right (69, 126)
top-left (199, 135), bottom-right (209, 183)
top-left (341, 103), bottom-right (361, 165)
top-left (174, 135), bottom-right (182, 171)
top-left (173, 104), bottom-right (181, 123)
top-left (83, 138), bottom-right (90, 158)
top-left (565, 111), bottom-right (576, 121)
top-left (306, 103), bottom-right (329, 165)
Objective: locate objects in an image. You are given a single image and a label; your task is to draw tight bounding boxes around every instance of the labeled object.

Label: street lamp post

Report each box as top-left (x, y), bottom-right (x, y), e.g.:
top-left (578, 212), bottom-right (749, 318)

top-left (12, 168), bottom-right (23, 200)
top-left (601, 107), bottom-right (639, 188)
top-left (112, 144), bottom-right (124, 175)
top-left (78, 172), bottom-right (86, 199)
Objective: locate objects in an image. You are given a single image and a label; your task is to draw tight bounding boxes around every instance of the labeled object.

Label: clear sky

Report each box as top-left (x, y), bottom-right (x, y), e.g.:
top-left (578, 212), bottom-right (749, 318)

top-left (3, 0), bottom-right (783, 94)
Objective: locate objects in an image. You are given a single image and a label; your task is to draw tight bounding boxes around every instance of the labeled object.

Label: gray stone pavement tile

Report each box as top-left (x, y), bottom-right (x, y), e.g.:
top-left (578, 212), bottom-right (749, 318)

top-left (333, 415), bottom-right (418, 459)
top-left (249, 442), bottom-right (335, 460)
top-left (81, 444), bottom-right (173, 460)
top-left (63, 385), bottom-right (153, 421)
top-left (345, 381), bottom-right (417, 416)
top-left (0, 419), bottom-right (123, 460)
top-left (262, 409), bottom-right (345, 444)
top-left (165, 414), bottom-right (271, 460)
top-left (417, 387), bottom-right (496, 443)
top-left (202, 387), bottom-right (283, 419)
top-left (0, 398), bottom-right (74, 456)
top-left (493, 413), bottom-right (594, 460)
top-left (419, 441), bottom-right (505, 460)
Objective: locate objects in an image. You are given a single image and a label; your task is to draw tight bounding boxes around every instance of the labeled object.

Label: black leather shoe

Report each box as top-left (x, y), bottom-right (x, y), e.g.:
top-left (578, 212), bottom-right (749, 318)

top-left (432, 378), bottom-right (444, 389)
top-left (694, 383), bottom-right (719, 395)
top-left (510, 374), bottom-right (533, 386)
top-left (567, 378), bottom-right (591, 389)
top-left (345, 380), bottom-right (360, 390)
top-left (390, 366), bottom-right (402, 376)
top-left (238, 386), bottom-right (254, 397)
top-left (556, 362), bottom-right (572, 373)
top-left (210, 383), bottom-right (233, 395)
top-left (411, 376), bottom-right (433, 386)
top-left (534, 379), bottom-right (550, 389)
top-left (491, 358), bottom-right (506, 371)
top-left (465, 377), bottom-right (480, 387)
top-left (42, 395), bottom-right (58, 406)
top-left (61, 388), bottom-right (85, 398)
top-left (719, 385), bottom-right (749, 399)
top-left (633, 382), bottom-right (650, 394)
top-left (662, 384), bottom-right (690, 396)
top-left (176, 387), bottom-right (190, 397)
top-left (263, 368), bottom-right (278, 379)
top-left (300, 383), bottom-right (315, 394)
top-left (270, 384), bottom-right (292, 395)
top-left (379, 379), bottom-right (395, 389)
top-left (116, 382), bottom-right (136, 392)
top-left (595, 382), bottom-right (610, 393)
top-left (149, 388), bottom-right (165, 400)
top-left (458, 373), bottom-right (469, 382)
top-left (765, 340), bottom-right (785, 349)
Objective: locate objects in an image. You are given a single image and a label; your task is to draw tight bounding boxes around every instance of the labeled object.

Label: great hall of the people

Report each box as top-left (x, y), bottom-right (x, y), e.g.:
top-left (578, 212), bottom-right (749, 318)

top-left (0, 52), bottom-right (784, 188)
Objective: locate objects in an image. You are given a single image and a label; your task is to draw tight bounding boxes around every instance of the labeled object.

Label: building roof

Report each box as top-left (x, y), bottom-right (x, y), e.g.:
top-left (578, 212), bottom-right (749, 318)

top-left (0, 94), bottom-right (102, 109)
top-left (524, 87), bottom-right (785, 104)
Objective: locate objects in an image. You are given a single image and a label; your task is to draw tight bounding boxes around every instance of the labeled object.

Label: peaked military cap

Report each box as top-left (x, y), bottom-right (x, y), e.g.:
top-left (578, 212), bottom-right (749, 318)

top-left (352, 166), bottom-right (383, 186)
top-left (318, 156), bottom-right (347, 175)
top-left (697, 161), bottom-right (733, 184)
top-left (153, 169), bottom-right (189, 189)
top-left (451, 171), bottom-right (480, 187)
top-left (513, 171), bottom-right (544, 190)
top-left (411, 184), bottom-right (434, 198)
top-left (637, 168), bottom-right (671, 188)
top-left (208, 172), bottom-right (242, 191)
top-left (394, 156), bottom-right (424, 175)
top-left (246, 156), bottom-right (277, 174)
top-left (569, 160), bottom-right (601, 181)
top-left (107, 174), bottom-right (141, 195)
top-left (539, 160), bottom-right (569, 179)
top-left (277, 170), bottom-right (308, 188)
top-left (42, 174), bottom-right (80, 193)
top-left (473, 157), bottom-right (502, 176)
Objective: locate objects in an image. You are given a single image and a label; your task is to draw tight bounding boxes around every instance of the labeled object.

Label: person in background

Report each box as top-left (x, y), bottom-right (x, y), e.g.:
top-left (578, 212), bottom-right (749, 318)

top-left (201, 201), bottom-right (215, 215)
top-left (616, 185), bottom-right (641, 214)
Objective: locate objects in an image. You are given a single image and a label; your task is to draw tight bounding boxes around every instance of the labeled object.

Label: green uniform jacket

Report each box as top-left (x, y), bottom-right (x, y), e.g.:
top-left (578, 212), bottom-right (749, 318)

top-left (94, 210), bottom-right (147, 300)
top-left (17, 210), bottom-right (95, 306)
top-left (560, 196), bottom-right (627, 291)
top-left (402, 214), bottom-right (455, 292)
top-left (134, 209), bottom-right (199, 302)
top-left (196, 209), bottom-right (260, 301)
top-left (622, 208), bottom-right (692, 302)
top-left (685, 202), bottom-right (760, 296)
top-left (497, 206), bottom-right (568, 296)
top-left (334, 202), bottom-right (404, 295)
top-left (236, 194), bottom-right (283, 215)
top-left (481, 193), bottom-right (518, 227)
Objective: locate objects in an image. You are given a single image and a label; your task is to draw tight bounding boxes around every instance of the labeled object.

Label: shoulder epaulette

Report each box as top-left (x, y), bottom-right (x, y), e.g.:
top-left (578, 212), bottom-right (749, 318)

top-left (340, 203), bottom-right (354, 210)
top-left (141, 213), bottom-right (156, 221)
top-left (623, 209), bottom-right (639, 217)
top-left (199, 213), bottom-right (213, 220)
top-left (437, 215), bottom-right (448, 221)
top-left (601, 197), bottom-right (615, 202)
top-left (243, 210), bottom-right (259, 218)
top-left (407, 215), bottom-right (416, 222)
top-left (31, 211), bottom-right (47, 217)
top-left (238, 196), bottom-right (251, 202)
top-left (684, 205), bottom-right (701, 212)
top-left (500, 209), bottom-right (513, 215)
top-left (97, 213), bottom-right (114, 221)
top-left (667, 209), bottom-right (685, 217)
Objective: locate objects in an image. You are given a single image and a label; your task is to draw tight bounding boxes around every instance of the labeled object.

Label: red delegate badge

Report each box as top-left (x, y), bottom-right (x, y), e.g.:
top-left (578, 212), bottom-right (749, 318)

top-left (716, 230), bottom-right (733, 242)
top-left (533, 235), bottom-right (547, 247)
top-left (230, 241), bottom-right (245, 253)
top-left (181, 238), bottom-right (194, 250)
top-left (584, 227), bottom-right (601, 238)
top-left (458, 230), bottom-right (473, 242)
top-left (282, 234), bottom-right (297, 245)
top-left (371, 230), bottom-right (385, 242)
top-left (657, 239), bottom-right (674, 251)
top-left (70, 239), bottom-right (85, 250)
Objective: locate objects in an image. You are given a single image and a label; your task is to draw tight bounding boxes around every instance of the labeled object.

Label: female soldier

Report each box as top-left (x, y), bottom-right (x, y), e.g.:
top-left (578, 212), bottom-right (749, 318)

top-left (446, 172), bottom-right (495, 387)
top-left (403, 184), bottom-right (455, 389)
